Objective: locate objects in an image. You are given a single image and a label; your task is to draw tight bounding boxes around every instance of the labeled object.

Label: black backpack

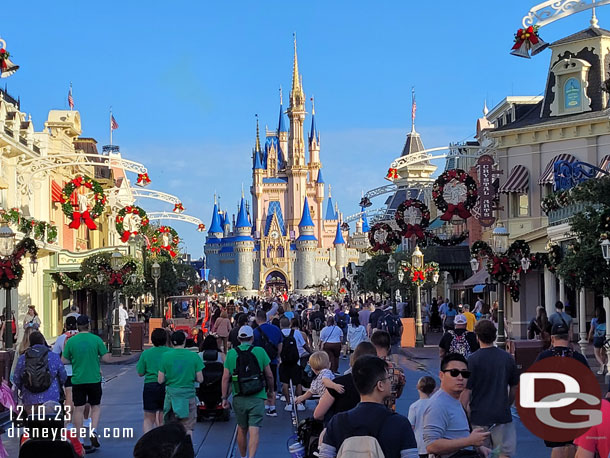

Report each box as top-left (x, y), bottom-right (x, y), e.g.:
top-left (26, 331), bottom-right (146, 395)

top-left (23, 346), bottom-right (52, 393)
top-left (311, 316), bottom-right (324, 332)
top-left (234, 346), bottom-right (265, 396)
top-left (379, 313), bottom-right (401, 344)
top-left (258, 327), bottom-right (279, 360)
top-left (337, 313), bottom-right (348, 329)
top-left (280, 330), bottom-right (299, 364)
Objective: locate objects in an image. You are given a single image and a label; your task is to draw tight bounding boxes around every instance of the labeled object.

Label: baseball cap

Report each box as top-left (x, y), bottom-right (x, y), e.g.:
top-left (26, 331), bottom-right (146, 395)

top-left (76, 315), bottom-right (90, 326)
top-left (551, 323), bottom-right (569, 336)
top-left (454, 314), bottom-right (468, 325)
top-left (238, 325), bottom-right (254, 339)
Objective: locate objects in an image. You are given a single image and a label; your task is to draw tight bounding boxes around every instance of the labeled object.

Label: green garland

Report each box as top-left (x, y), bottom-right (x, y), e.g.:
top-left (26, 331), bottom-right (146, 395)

top-left (0, 208), bottom-right (58, 244)
top-left (0, 237), bottom-right (38, 289)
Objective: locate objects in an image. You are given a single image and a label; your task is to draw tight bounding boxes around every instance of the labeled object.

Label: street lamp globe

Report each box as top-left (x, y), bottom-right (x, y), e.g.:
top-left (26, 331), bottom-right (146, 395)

top-left (29, 256), bottom-right (38, 275)
top-left (397, 269), bottom-right (404, 283)
top-left (130, 273), bottom-right (137, 283)
top-left (601, 238), bottom-right (610, 264)
top-left (151, 262), bottom-right (161, 280)
top-left (469, 257), bottom-right (480, 272)
top-left (387, 255), bottom-right (396, 274)
top-left (377, 277), bottom-right (382, 287)
top-left (97, 273), bottom-right (105, 284)
top-left (520, 256), bottom-right (531, 272)
top-left (432, 271), bottom-right (440, 284)
top-left (0, 223), bottom-right (16, 258)
top-left (411, 245), bottom-right (424, 270)
top-left (110, 249), bottom-right (123, 271)
top-left (492, 222), bottom-right (510, 254)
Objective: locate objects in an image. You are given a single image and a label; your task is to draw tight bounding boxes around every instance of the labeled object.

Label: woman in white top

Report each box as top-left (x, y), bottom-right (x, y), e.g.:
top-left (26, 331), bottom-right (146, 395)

top-left (320, 317), bottom-right (343, 374)
top-left (346, 315), bottom-right (367, 354)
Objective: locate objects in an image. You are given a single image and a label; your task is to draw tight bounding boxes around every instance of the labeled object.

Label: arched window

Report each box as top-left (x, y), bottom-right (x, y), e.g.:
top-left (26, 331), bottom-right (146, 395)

top-left (276, 246), bottom-right (284, 258)
top-left (564, 77), bottom-right (581, 110)
top-left (267, 246), bottom-right (273, 258)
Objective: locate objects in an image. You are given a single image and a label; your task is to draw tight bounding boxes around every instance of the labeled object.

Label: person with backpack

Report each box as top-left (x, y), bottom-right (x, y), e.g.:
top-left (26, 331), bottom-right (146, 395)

top-left (370, 331), bottom-right (405, 411)
top-left (309, 304), bottom-right (326, 350)
top-left (14, 330), bottom-right (66, 414)
top-left (252, 309), bottom-right (282, 417)
top-left (377, 306), bottom-right (403, 346)
top-left (51, 316), bottom-right (79, 416)
top-left (318, 355), bottom-right (418, 458)
top-left (590, 307), bottom-right (607, 375)
top-left (438, 314), bottom-right (479, 359)
top-left (334, 306), bottom-right (349, 357)
top-left (534, 323), bottom-right (590, 458)
top-left (278, 317), bottom-right (306, 411)
top-left (136, 328), bottom-right (171, 433)
top-left (222, 325), bottom-right (274, 458)
top-left (461, 319), bottom-right (519, 458)
top-left (548, 300), bottom-right (573, 342)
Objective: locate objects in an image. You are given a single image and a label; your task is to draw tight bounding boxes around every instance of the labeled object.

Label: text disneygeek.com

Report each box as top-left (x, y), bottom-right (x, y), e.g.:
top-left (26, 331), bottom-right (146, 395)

top-left (7, 426), bottom-right (134, 441)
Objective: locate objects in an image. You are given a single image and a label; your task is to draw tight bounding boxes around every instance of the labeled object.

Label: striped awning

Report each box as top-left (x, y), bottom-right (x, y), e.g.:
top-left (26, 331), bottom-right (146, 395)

top-left (499, 165), bottom-right (529, 193)
top-left (538, 154), bottom-right (577, 185)
top-left (597, 155), bottom-right (610, 178)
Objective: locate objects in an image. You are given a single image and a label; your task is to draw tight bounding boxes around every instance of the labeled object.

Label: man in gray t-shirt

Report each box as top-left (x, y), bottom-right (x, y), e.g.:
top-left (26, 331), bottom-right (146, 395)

top-left (423, 353), bottom-right (489, 458)
top-left (548, 301), bottom-right (573, 341)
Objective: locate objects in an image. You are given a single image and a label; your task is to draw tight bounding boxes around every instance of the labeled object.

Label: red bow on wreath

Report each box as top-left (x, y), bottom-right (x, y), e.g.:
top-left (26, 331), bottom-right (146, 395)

top-left (109, 272), bottom-right (123, 286)
top-left (412, 270), bottom-right (425, 282)
top-left (440, 203), bottom-right (471, 221)
top-left (121, 230), bottom-right (134, 243)
top-left (69, 210), bottom-right (97, 230)
top-left (512, 26), bottom-right (539, 49)
top-left (0, 260), bottom-right (15, 280)
top-left (404, 224), bottom-right (425, 239)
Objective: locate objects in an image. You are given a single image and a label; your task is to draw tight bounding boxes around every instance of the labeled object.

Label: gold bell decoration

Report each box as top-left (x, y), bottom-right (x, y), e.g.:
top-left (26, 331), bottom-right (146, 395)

top-left (0, 39), bottom-right (19, 78)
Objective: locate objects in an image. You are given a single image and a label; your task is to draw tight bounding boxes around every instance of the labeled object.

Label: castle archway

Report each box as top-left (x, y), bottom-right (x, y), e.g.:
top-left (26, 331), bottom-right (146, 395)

top-left (264, 270), bottom-right (288, 295)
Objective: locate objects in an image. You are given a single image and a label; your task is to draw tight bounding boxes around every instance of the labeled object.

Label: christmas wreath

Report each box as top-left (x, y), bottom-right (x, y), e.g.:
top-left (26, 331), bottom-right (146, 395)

top-left (507, 239), bottom-right (531, 259)
top-left (368, 223), bottom-right (401, 253)
top-left (115, 206), bottom-right (150, 243)
top-left (424, 231), bottom-right (469, 247)
top-left (432, 169), bottom-right (478, 222)
top-left (99, 260), bottom-right (137, 289)
top-left (395, 199), bottom-right (430, 239)
top-left (470, 241), bottom-right (493, 259)
top-left (0, 237), bottom-right (38, 289)
top-left (547, 243), bottom-right (562, 273)
top-left (149, 226), bottom-right (180, 257)
top-left (61, 176), bottom-right (106, 230)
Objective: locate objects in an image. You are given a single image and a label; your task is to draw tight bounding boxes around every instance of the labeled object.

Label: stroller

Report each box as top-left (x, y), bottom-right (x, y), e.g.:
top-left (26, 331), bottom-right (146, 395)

top-left (197, 349), bottom-right (230, 422)
top-left (17, 401), bottom-right (82, 458)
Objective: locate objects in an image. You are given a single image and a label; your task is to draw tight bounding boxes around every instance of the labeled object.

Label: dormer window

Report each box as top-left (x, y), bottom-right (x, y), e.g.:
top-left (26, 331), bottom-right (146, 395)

top-left (549, 57), bottom-right (591, 116)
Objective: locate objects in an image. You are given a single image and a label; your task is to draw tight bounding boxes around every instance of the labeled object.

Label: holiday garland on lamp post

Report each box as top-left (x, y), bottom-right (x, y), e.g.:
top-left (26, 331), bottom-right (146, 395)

top-left (61, 175), bottom-right (106, 230)
top-left (0, 238), bottom-right (38, 289)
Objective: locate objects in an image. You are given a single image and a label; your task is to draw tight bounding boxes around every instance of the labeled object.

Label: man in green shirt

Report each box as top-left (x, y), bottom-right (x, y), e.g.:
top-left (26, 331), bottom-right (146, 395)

top-left (222, 325), bottom-right (273, 458)
top-left (61, 315), bottom-right (113, 449)
top-left (158, 331), bottom-right (203, 436)
top-left (137, 328), bottom-right (170, 433)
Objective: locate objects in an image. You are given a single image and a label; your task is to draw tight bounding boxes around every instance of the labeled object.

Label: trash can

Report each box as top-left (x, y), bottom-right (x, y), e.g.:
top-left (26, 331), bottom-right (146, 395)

top-left (129, 322), bottom-right (145, 352)
top-left (512, 340), bottom-right (544, 373)
top-left (400, 318), bottom-right (416, 348)
top-left (0, 350), bottom-right (14, 382)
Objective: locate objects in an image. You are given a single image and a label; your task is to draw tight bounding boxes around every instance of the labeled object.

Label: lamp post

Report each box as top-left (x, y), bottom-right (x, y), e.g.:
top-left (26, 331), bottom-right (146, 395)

top-left (387, 254), bottom-right (396, 310)
top-left (110, 249), bottom-right (123, 357)
top-left (411, 246), bottom-right (425, 348)
top-left (211, 278), bottom-right (217, 294)
top-left (492, 222), bottom-right (510, 351)
top-left (151, 262), bottom-right (161, 317)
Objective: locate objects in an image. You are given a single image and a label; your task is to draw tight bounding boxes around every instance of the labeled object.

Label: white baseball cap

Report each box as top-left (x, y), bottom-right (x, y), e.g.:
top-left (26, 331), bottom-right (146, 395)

top-left (238, 325), bottom-right (254, 339)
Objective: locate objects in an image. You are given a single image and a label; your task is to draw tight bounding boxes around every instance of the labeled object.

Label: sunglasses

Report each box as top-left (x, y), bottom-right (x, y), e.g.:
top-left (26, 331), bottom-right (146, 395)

top-left (442, 369), bottom-right (471, 379)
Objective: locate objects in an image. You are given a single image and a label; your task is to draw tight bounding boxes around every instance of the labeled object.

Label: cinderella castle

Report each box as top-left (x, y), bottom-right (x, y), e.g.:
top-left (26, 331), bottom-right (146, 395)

top-left (204, 39), bottom-right (370, 296)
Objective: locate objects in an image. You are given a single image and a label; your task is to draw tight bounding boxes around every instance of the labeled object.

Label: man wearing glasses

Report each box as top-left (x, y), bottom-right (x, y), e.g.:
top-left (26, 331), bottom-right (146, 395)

top-left (319, 355), bottom-right (418, 458)
top-left (423, 353), bottom-right (490, 457)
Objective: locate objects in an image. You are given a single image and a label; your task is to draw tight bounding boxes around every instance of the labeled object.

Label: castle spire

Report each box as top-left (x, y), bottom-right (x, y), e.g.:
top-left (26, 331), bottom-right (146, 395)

top-left (333, 221), bottom-right (345, 245)
top-left (253, 115), bottom-right (264, 170)
top-left (309, 96), bottom-right (319, 144)
top-left (208, 201), bottom-right (223, 234)
top-left (292, 32), bottom-right (300, 93)
top-left (255, 114), bottom-right (261, 152)
top-left (278, 87), bottom-right (287, 133)
top-left (236, 196), bottom-right (251, 228)
top-left (298, 197), bottom-right (315, 228)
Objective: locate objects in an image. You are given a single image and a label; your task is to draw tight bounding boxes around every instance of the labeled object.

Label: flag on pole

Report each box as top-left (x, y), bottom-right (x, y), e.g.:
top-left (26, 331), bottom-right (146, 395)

top-left (111, 115), bottom-right (119, 130)
top-left (411, 87), bottom-right (416, 129)
top-left (67, 83), bottom-right (74, 110)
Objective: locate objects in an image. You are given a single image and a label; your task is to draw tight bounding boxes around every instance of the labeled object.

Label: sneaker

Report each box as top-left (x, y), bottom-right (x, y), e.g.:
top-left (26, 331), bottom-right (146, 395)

top-left (89, 431), bottom-right (100, 448)
top-left (276, 393), bottom-right (281, 399)
top-left (297, 404), bottom-right (306, 411)
top-left (597, 367), bottom-right (606, 375)
top-left (280, 395), bottom-right (287, 402)
top-left (284, 404), bottom-right (294, 411)
top-left (266, 408), bottom-right (278, 417)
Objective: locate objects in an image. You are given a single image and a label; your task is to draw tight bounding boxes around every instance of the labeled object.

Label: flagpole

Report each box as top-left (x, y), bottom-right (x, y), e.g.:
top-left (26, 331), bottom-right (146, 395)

top-left (69, 82), bottom-right (73, 111)
top-left (109, 108), bottom-right (113, 146)
top-left (411, 87), bottom-right (416, 133)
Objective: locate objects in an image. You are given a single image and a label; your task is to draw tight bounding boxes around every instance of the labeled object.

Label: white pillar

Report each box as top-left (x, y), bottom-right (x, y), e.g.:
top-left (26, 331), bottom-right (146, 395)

top-left (559, 278), bottom-right (566, 304)
top-left (544, 267), bottom-right (557, 318)
top-left (578, 288), bottom-right (588, 355)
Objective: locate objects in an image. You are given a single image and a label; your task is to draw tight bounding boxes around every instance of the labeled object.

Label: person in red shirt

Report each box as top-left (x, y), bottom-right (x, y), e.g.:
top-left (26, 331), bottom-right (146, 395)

top-left (574, 390), bottom-right (610, 458)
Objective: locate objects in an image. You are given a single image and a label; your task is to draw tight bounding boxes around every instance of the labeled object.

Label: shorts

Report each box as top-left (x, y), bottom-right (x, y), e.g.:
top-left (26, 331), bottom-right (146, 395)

top-left (65, 376), bottom-right (72, 388)
top-left (473, 422), bottom-right (516, 456)
top-left (72, 382), bottom-right (103, 407)
top-left (233, 396), bottom-right (265, 428)
top-left (544, 440), bottom-right (574, 448)
top-left (279, 363), bottom-right (301, 385)
top-left (164, 397), bottom-right (197, 432)
top-left (143, 382), bottom-right (166, 412)
top-left (593, 336), bottom-right (605, 348)
top-left (269, 363), bottom-right (278, 392)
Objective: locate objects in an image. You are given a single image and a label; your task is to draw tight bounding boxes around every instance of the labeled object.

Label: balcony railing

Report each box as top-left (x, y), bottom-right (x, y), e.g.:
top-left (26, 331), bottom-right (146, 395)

top-left (19, 137), bottom-right (27, 146)
top-left (547, 202), bottom-right (601, 226)
top-left (3, 127), bottom-right (13, 137)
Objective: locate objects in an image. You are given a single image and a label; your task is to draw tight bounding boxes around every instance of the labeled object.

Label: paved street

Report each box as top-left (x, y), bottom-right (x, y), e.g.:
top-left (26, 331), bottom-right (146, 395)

top-left (1, 346), bottom-right (549, 457)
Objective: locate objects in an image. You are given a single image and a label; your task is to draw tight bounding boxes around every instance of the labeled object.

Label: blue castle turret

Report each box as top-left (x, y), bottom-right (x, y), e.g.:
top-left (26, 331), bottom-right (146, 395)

top-left (296, 198), bottom-right (317, 292)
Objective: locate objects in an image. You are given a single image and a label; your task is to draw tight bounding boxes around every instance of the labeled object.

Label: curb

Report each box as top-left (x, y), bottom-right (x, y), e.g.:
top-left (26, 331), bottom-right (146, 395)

top-left (102, 352), bottom-right (141, 365)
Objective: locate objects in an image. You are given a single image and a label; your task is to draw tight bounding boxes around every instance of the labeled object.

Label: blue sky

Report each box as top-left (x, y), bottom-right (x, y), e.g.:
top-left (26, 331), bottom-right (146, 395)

top-left (2, 0), bottom-right (607, 256)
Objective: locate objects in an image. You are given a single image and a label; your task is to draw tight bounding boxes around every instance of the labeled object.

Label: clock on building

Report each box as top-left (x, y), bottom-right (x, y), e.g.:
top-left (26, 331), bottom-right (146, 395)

top-left (270, 230), bottom-right (280, 240)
